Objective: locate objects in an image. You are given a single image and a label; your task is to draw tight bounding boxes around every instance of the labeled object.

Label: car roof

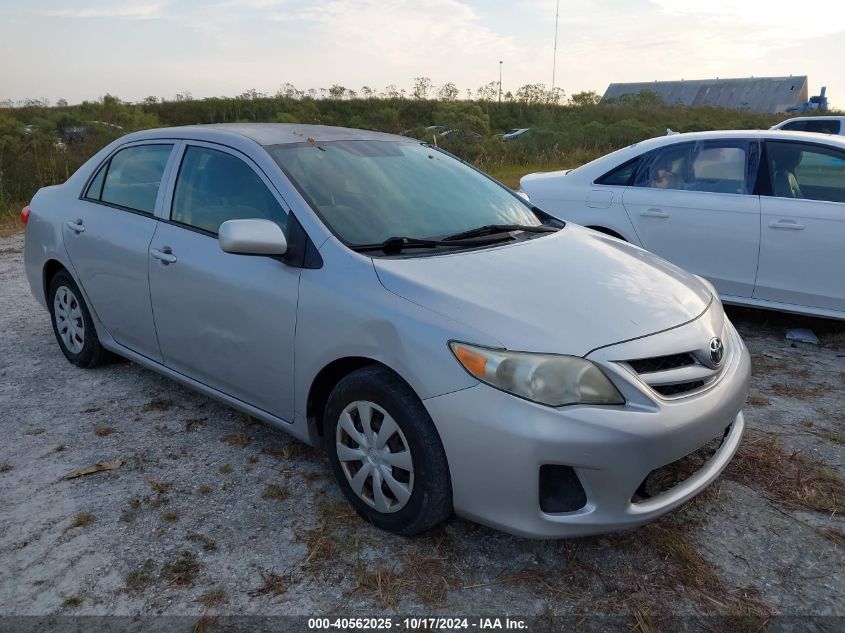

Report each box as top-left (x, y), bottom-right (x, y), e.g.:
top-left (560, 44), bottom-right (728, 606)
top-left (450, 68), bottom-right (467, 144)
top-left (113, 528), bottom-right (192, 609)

top-left (776, 115), bottom-right (845, 122)
top-left (119, 123), bottom-right (410, 146)
top-left (629, 129), bottom-right (845, 152)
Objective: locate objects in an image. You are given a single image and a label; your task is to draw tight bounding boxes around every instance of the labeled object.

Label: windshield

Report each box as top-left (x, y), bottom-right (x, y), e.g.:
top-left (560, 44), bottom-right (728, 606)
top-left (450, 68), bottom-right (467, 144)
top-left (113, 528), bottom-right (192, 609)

top-left (266, 140), bottom-right (539, 246)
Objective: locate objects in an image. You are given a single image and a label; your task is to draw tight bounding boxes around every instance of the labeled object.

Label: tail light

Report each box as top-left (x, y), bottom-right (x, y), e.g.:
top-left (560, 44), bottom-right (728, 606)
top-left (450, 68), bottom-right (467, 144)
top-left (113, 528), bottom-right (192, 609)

top-left (20, 205), bottom-right (31, 226)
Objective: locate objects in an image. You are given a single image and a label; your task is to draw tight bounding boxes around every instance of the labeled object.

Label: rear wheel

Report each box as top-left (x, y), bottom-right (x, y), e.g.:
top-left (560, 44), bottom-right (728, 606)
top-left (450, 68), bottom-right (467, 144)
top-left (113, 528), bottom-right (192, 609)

top-left (48, 270), bottom-right (110, 368)
top-left (324, 366), bottom-right (452, 535)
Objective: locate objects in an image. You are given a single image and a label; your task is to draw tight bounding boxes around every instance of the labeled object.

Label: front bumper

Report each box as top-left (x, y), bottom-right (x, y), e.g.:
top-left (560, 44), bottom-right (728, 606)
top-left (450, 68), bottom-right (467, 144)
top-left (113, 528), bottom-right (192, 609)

top-left (423, 316), bottom-right (750, 539)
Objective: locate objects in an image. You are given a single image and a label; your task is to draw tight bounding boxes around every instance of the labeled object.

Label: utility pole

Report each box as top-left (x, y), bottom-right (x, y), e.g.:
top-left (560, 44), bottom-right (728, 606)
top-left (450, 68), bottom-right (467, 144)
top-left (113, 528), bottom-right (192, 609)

top-left (552, 0), bottom-right (560, 90)
top-left (499, 60), bottom-right (503, 102)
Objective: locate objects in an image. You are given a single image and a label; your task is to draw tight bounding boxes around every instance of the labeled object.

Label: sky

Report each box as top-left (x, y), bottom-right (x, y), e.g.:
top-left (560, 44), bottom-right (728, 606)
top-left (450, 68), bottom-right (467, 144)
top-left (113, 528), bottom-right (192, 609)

top-left (0, 0), bottom-right (842, 108)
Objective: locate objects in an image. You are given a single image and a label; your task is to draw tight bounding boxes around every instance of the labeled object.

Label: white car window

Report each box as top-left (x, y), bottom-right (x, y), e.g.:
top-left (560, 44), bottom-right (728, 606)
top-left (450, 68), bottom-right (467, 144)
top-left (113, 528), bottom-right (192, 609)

top-left (766, 141), bottom-right (845, 203)
top-left (636, 141), bottom-right (753, 195)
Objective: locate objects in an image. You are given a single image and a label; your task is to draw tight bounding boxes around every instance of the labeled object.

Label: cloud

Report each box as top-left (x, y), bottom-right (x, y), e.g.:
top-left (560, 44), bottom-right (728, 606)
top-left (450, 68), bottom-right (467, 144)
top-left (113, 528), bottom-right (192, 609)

top-left (42, 2), bottom-right (165, 19)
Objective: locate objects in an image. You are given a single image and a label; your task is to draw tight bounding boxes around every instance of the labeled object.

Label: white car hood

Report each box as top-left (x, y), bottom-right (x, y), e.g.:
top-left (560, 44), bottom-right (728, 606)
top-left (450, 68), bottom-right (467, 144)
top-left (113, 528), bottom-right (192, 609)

top-left (373, 225), bottom-right (712, 357)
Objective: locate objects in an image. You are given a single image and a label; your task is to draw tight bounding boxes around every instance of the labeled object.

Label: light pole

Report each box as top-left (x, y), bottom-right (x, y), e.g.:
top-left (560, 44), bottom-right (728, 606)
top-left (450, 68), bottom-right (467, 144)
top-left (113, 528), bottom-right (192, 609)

top-left (498, 60), bottom-right (503, 102)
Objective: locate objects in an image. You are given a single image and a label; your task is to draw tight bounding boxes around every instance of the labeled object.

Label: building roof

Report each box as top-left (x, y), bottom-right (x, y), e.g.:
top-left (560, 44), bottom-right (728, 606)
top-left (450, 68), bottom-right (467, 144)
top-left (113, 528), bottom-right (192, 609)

top-left (603, 76), bottom-right (808, 113)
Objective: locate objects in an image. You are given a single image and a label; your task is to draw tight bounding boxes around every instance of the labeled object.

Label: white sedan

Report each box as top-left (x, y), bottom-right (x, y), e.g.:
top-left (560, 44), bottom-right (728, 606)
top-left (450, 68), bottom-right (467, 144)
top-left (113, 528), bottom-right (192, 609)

top-left (520, 130), bottom-right (845, 320)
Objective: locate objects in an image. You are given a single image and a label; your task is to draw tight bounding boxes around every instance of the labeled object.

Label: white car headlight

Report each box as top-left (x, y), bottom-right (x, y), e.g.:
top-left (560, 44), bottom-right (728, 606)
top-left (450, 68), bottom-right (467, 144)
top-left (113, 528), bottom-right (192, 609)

top-left (449, 342), bottom-right (624, 407)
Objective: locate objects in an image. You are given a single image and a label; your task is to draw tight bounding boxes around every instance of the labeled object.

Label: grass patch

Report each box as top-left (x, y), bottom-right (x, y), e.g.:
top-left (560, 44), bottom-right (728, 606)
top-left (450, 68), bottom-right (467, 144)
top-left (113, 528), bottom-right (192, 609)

top-left (0, 463), bottom-right (12, 473)
top-left (196, 588), bottom-right (227, 608)
top-left (197, 484), bottom-right (213, 495)
top-left (55, 444), bottom-right (66, 453)
top-left (124, 559), bottom-right (156, 593)
top-left (68, 512), bottom-right (94, 530)
top-left (643, 523), bottom-right (721, 593)
top-left (301, 500), bottom-right (359, 571)
top-left (746, 393), bottom-right (770, 407)
top-left (162, 509), bottom-right (180, 522)
top-left (160, 551), bottom-right (200, 587)
top-left (186, 532), bottom-right (218, 552)
top-left (0, 202), bottom-right (24, 237)
top-left (262, 484), bottom-right (290, 501)
top-left (145, 477), bottom-right (171, 495)
top-left (248, 569), bottom-right (291, 598)
top-left (725, 432), bottom-right (845, 514)
top-left (93, 425), bottom-right (113, 437)
top-left (219, 463), bottom-right (233, 475)
top-left (121, 497), bottom-right (142, 523)
top-left (822, 528), bottom-right (845, 548)
top-left (184, 418), bottom-right (206, 432)
top-left (142, 398), bottom-right (173, 412)
top-left (220, 429), bottom-right (251, 448)
top-left (352, 565), bottom-right (404, 609)
top-left (24, 428), bottom-right (46, 436)
top-left (61, 595), bottom-right (83, 609)
top-left (769, 383), bottom-right (824, 399)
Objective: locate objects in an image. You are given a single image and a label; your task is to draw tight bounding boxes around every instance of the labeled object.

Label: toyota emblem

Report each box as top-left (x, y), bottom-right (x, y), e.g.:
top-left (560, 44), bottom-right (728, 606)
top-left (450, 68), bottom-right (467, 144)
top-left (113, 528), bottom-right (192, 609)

top-left (709, 337), bottom-right (724, 366)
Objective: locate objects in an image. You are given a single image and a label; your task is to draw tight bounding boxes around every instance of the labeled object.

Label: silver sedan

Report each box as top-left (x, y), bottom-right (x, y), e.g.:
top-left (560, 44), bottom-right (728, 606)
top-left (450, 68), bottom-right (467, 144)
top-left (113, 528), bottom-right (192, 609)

top-left (22, 124), bottom-right (750, 538)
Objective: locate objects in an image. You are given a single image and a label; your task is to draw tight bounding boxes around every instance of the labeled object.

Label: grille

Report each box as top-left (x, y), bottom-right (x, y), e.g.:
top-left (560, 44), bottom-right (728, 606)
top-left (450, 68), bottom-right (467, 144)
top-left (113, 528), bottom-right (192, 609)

top-left (632, 425), bottom-right (730, 502)
top-left (653, 380), bottom-right (705, 397)
top-left (627, 353), bottom-right (696, 374)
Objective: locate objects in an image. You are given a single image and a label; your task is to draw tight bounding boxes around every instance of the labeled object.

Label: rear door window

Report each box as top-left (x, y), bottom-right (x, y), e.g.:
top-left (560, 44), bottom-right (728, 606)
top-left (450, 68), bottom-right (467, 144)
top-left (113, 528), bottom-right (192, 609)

top-left (96, 144), bottom-right (174, 214)
top-left (765, 141), bottom-right (845, 203)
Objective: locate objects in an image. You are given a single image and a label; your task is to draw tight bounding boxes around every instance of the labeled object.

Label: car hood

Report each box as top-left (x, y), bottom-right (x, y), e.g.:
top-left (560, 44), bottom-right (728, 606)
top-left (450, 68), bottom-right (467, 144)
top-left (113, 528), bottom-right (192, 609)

top-left (373, 225), bottom-right (713, 357)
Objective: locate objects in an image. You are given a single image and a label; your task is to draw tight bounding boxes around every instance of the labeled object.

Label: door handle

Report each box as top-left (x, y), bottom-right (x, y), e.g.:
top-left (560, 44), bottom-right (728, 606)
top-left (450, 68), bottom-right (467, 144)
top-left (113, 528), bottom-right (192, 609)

top-left (769, 219), bottom-right (805, 230)
top-left (150, 247), bottom-right (177, 264)
top-left (66, 220), bottom-right (85, 234)
top-left (640, 208), bottom-right (669, 218)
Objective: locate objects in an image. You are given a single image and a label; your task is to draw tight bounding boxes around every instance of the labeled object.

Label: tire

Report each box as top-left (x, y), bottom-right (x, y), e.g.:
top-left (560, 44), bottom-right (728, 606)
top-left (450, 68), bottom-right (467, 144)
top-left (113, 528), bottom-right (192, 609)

top-left (324, 365), bottom-right (453, 536)
top-left (48, 270), bottom-right (111, 368)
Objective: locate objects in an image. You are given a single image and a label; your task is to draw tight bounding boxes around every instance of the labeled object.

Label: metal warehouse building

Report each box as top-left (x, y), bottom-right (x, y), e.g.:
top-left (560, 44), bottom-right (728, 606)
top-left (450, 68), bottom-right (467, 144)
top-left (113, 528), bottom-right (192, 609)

top-left (602, 76), bottom-right (808, 113)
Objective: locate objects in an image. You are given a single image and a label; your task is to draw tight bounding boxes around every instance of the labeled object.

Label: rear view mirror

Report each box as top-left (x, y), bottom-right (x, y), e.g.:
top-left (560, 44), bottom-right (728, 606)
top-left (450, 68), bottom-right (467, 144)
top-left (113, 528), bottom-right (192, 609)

top-left (218, 219), bottom-right (287, 256)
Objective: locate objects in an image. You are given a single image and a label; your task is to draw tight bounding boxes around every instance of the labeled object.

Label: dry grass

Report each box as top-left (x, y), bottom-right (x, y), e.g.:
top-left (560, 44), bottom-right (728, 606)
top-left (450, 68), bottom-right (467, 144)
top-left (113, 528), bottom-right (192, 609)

top-left (746, 393), bottom-right (770, 407)
top-left (261, 442), bottom-right (320, 462)
top-left (124, 559), bottom-right (156, 593)
top-left (184, 418), bottom-right (206, 432)
top-left (643, 523), bottom-right (722, 593)
top-left (725, 432), bottom-right (845, 514)
top-left (145, 477), bottom-right (171, 495)
top-left (186, 532), bottom-right (218, 552)
top-left (197, 484), bottom-right (213, 495)
top-left (352, 565), bottom-right (405, 609)
top-left (142, 398), bottom-right (173, 412)
top-left (162, 509), bottom-right (180, 522)
top-left (0, 463), bottom-right (12, 473)
top-left (301, 500), bottom-right (359, 571)
top-left (220, 429), bottom-right (251, 448)
top-left (93, 425), bottom-right (113, 437)
top-left (161, 551), bottom-right (200, 587)
top-left (121, 497), bottom-right (142, 523)
top-left (218, 464), bottom-right (233, 475)
top-left (248, 569), bottom-right (291, 598)
top-left (196, 588), bottom-right (227, 608)
top-left (67, 512), bottom-right (95, 530)
top-left (821, 528), bottom-right (845, 548)
top-left (55, 444), bottom-right (66, 453)
top-left (769, 383), bottom-right (824, 399)
top-left (61, 595), bottom-right (83, 609)
top-left (24, 428), bottom-right (46, 435)
top-left (261, 484), bottom-right (290, 501)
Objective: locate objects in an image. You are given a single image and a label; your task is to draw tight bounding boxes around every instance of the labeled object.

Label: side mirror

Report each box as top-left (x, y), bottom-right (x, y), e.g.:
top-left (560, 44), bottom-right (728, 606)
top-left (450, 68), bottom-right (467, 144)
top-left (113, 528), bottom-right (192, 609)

top-left (218, 219), bottom-right (287, 256)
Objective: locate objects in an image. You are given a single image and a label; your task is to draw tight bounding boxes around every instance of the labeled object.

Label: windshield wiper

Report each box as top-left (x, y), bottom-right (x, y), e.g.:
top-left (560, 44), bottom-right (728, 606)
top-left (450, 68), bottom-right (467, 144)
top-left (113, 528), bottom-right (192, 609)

top-left (351, 234), bottom-right (512, 255)
top-left (442, 223), bottom-right (558, 241)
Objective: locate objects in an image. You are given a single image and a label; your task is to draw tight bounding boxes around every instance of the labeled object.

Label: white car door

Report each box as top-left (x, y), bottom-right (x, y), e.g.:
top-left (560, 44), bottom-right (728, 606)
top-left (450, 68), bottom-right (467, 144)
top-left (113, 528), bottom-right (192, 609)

top-left (622, 139), bottom-right (761, 298)
top-left (754, 140), bottom-right (845, 312)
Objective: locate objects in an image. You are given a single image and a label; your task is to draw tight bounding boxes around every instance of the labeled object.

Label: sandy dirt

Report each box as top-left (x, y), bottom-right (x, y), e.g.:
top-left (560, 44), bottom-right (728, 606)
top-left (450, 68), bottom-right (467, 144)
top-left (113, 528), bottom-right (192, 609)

top-left (1, 232), bottom-right (843, 630)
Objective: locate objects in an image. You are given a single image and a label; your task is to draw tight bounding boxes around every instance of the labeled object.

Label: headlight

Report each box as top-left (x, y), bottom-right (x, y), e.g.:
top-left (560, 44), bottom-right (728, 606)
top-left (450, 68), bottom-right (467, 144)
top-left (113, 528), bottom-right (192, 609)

top-left (449, 342), bottom-right (624, 407)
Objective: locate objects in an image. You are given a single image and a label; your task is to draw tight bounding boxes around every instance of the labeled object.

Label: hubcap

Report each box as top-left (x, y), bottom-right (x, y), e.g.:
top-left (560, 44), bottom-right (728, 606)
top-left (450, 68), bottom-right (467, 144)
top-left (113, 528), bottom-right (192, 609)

top-left (336, 400), bottom-right (414, 513)
top-left (53, 286), bottom-right (85, 354)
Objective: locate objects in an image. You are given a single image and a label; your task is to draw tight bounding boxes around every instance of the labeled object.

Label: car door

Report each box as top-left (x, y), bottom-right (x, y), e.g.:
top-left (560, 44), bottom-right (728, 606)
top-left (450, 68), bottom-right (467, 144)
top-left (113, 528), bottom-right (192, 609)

top-left (148, 142), bottom-right (300, 421)
top-left (754, 140), bottom-right (845, 312)
top-left (622, 139), bottom-right (761, 297)
top-left (62, 141), bottom-right (176, 362)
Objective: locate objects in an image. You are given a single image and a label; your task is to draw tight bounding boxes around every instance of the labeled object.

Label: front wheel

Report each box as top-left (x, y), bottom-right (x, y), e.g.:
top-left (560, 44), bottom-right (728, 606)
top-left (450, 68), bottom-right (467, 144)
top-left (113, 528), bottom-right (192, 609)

top-left (324, 366), bottom-right (452, 535)
top-left (48, 270), bottom-right (110, 368)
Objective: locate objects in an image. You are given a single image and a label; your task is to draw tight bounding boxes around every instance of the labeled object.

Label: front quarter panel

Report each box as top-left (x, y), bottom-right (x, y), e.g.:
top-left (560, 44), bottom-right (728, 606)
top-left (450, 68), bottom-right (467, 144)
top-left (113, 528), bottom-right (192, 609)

top-left (294, 240), bottom-right (498, 420)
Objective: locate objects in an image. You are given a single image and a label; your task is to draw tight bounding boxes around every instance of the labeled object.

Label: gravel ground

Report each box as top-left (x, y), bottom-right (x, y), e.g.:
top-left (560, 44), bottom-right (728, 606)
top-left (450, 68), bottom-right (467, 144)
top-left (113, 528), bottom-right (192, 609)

top-left (1, 231), bottom-right (843, 631)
